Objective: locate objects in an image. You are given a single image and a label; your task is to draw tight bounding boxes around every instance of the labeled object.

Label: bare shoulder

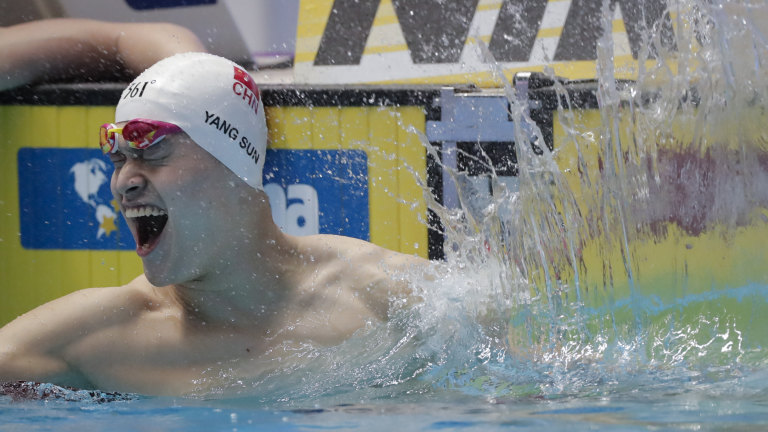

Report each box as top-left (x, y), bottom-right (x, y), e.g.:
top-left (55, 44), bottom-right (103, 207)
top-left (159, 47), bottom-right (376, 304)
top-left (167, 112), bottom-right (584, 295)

top-left (299, 234), bottom-right (430, 275)
top-left (0, 275), bottom-right (155, 353)
top-left (295, 235), bottom-right (434, 317)
top-left (0, 275), bottom-right (156, 386)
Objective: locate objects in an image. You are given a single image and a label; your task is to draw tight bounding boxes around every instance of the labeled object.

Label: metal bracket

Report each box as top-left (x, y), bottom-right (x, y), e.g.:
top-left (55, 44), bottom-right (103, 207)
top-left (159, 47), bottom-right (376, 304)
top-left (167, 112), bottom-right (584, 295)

top-left (426, 84), bottom-right (523, 210)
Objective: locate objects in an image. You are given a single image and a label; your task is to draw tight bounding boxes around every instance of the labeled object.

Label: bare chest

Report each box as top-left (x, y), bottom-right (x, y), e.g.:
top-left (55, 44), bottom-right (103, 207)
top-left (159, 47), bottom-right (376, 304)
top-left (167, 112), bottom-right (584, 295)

top-left (67, 304), bottom-right (373, 395)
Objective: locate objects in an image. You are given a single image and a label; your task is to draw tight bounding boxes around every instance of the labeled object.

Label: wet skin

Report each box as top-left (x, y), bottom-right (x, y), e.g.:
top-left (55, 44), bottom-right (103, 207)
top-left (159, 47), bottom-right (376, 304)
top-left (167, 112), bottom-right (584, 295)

top-left (0, 132), bottom-right (430, 395)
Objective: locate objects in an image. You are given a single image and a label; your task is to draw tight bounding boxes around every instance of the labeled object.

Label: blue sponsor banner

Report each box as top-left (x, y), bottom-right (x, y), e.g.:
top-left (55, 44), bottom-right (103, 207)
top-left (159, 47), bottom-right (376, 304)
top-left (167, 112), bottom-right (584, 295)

top-left (17, 148), bottom-right (369, 250)
top-left (18, 148), bottom-right (133, 250)
top-left (263, 149), bottom-right (369, 241)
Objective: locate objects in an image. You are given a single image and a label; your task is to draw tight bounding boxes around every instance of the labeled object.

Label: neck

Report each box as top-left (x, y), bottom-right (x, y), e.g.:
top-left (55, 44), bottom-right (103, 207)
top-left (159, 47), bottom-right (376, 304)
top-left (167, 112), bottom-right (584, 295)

top-left (167, 208), bottom-right (300, 329)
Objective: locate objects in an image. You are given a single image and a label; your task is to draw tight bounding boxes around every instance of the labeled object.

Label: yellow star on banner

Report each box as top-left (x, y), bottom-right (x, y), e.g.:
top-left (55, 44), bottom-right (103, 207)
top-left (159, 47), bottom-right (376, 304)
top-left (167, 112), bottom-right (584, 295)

top-left (100, 215), bottom-right (117, 237)
top-left (111, 199), bottom-right (120, 213)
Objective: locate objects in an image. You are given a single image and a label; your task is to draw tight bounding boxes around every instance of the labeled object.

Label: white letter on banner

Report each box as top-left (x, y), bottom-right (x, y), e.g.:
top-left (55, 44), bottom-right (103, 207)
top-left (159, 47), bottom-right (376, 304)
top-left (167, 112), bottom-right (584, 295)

top-left (264, 183), bottom-right (319, 236)
top-left (285, 184), bottom-right (319, 236)
top-left (264, 183), bottom-right (286, 231)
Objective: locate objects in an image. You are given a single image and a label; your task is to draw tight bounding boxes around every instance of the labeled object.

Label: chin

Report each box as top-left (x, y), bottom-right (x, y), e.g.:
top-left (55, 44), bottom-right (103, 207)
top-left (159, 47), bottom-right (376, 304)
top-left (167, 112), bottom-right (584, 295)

top-left (143, 262), bottom-right (205, 288)
top-left (142, 260), bottom-right (182, 287)
top-left (143, 267), bottom-right (173, 287)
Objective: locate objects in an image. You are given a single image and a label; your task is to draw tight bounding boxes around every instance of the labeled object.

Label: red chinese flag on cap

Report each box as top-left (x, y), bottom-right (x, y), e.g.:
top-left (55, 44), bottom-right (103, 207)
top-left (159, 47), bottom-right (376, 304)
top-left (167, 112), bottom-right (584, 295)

top-left (234, 66), bottom-right (260, 98)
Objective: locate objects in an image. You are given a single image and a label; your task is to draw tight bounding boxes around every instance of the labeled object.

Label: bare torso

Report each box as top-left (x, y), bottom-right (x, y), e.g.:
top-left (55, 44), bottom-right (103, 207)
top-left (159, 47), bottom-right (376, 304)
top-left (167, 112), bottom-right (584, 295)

top-left (0, 235), bottom-right (427, 395)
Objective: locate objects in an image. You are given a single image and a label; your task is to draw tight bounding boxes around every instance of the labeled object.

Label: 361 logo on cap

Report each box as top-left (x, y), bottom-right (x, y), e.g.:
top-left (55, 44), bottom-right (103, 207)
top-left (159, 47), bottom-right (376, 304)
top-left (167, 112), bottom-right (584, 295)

top-left (232, 66), bottom-right (261, 116)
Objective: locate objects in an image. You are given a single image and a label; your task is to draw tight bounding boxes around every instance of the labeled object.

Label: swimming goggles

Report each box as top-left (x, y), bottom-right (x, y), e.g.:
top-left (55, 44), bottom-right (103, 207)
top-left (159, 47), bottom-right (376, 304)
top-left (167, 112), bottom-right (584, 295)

top-left (100, 118), bottom-right (182, 154)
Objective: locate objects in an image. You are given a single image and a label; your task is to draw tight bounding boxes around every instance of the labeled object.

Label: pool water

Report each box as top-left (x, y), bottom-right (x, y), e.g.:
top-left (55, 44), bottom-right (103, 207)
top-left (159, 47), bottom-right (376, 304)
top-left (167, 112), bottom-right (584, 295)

top-left (3, 369), bottom-right (768, 432)
top-left (2, 278), bottom-right (767, 431)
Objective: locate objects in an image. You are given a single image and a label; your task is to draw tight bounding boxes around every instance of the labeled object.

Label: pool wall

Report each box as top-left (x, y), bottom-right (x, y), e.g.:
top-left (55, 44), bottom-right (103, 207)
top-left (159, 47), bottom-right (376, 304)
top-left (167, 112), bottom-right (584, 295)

top-left (2, 82), bottom-right (767, 332)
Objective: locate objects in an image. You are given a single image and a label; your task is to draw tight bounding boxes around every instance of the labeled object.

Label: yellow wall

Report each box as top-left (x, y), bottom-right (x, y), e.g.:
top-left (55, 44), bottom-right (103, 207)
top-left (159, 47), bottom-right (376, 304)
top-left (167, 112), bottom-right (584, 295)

top-left (4, 97), bottom-right (766, 331)
top-left (550, 108), bottom-right (768, 305)
top-left (0, 105), bottom-right (143, 325)
top-left (267, 106), bottom-right (428, 255)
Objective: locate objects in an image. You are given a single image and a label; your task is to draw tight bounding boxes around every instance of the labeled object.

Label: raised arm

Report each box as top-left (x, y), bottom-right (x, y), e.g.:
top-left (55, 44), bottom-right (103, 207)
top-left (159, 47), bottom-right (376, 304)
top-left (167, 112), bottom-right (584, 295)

top-left (0, 18), bottom-right (206, 91)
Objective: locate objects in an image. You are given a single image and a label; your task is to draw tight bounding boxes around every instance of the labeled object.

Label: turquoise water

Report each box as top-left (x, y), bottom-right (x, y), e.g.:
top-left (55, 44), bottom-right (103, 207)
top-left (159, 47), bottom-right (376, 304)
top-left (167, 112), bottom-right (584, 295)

top-left (2, 369), bottom-right (768, 431)
top-left (4, 0), bottom-right (768, 429)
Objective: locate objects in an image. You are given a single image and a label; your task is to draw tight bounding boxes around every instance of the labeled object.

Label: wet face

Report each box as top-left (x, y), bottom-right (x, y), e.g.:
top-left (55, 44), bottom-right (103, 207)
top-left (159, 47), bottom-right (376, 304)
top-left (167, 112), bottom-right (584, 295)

top-left (109, 126), bottom-right (247, 287)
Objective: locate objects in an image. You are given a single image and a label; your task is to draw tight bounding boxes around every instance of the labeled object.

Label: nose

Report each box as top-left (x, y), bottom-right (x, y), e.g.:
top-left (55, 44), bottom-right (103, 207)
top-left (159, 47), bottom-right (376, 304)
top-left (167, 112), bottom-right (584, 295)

top-left (113, 160), bottom-right (147, 200)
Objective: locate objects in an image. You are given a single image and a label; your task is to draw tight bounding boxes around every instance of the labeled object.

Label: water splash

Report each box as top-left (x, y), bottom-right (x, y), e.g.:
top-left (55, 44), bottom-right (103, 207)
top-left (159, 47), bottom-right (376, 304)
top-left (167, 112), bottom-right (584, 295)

top-left (407, 0), bottom-right (768, 401)
top-left (160, 0), bottom-right (768, 406)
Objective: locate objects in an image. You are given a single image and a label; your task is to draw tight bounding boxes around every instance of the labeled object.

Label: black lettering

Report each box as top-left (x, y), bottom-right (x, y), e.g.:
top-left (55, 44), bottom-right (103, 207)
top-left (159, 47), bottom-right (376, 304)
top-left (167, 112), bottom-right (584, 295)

top-left (314, 0), bottom-right (379, 65)
top-left (239, 136), bottom-right (260, 165)
top-left (555, 0), bottom-right (674, 61)
top-left (123, 83), bottom-right (133, 99)
top-left (615, 0), bottom-right (675, 58)
top-left (489, 0), bottom-right (548, 62)
top-left (553, 0), bottom-right (602, 61)
top-left (123, 80), bottom-right (156, 99)
top-left (220, 119), bottom-right (231, 135)
top-left (314, 0), bottom-right (675, 66)
top-left (129, 83), bottom-right (140, 98)
top-left (205, 112), bottom-right (239, 141)
top-left (216, 119), bottom-right (238, 140)
top-left (314, 0), bottom-right (478, 65)
top-left (393, 0), bottom-right (478, 63)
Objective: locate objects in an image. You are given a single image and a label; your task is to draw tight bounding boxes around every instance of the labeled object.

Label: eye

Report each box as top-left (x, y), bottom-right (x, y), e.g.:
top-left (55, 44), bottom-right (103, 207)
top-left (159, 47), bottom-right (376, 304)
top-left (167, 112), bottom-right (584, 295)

top-left (109, 152), bottom-right (127, 168)
top-left (141, 141), bottom-right (172, 163)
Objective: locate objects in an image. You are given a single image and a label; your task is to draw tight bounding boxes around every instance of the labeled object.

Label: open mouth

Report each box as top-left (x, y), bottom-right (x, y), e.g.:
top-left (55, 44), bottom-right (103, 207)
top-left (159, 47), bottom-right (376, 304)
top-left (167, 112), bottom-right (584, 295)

top-left (125, 206), bottom-right (168, 256)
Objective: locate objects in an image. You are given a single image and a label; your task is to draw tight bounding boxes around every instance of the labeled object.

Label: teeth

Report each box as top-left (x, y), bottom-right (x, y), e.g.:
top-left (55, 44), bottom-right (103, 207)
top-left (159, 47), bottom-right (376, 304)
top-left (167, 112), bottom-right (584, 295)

top-left (125, 206), bottom-right (167, 218)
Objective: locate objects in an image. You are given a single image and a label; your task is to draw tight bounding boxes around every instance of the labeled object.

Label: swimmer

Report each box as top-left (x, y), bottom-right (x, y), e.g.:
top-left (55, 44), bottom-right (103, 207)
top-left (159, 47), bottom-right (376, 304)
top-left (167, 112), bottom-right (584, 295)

top-left (0, 53), bottom-right (430, 395)
top-left (0, 18), bottom-right (205, 91)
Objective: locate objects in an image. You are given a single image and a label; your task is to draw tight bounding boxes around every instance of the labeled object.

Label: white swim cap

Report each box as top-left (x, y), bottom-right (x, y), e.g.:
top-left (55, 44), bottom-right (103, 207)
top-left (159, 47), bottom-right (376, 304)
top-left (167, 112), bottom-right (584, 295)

top-left (115, 52), bottom-right (267, 190)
